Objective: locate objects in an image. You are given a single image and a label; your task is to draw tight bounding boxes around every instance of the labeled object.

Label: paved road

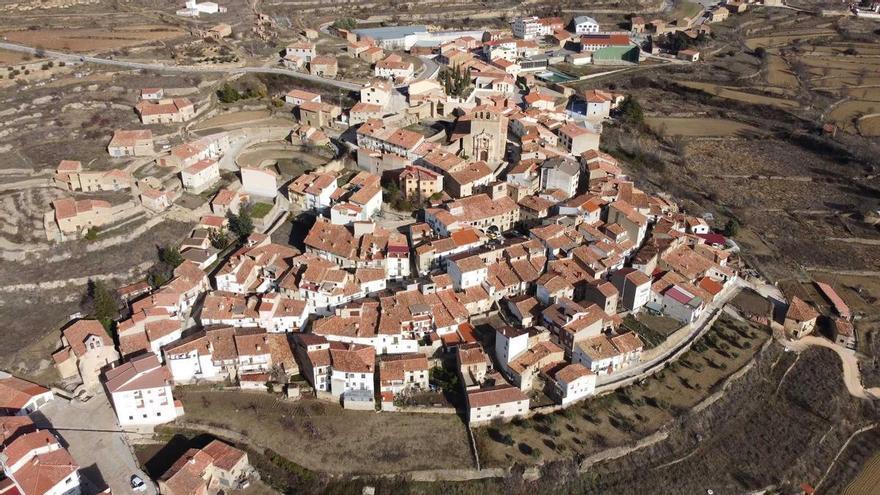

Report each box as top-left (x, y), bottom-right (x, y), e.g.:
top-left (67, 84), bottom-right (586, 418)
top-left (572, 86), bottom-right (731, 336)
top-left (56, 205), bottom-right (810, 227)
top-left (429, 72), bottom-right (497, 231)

top-left (34, 394), bottom-right (157, 495)
top-left (413, 56), bottom-right (440, 84)
top-left (0, 41), bottom-right (363, 91)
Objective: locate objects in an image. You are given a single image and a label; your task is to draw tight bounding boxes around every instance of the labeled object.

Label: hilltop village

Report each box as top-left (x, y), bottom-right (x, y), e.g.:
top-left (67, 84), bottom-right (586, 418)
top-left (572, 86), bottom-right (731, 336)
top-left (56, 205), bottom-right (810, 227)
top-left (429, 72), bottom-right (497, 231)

top-left (0, 3), bottom-right (873, 495)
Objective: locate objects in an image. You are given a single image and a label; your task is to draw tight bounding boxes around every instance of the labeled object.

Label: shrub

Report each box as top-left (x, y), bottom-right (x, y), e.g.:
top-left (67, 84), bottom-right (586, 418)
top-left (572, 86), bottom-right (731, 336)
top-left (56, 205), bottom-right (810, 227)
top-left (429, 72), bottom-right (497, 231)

top-left (217, 83), bottom-right (241, 103)
top-left (487, 427), bottom-right (514, 446)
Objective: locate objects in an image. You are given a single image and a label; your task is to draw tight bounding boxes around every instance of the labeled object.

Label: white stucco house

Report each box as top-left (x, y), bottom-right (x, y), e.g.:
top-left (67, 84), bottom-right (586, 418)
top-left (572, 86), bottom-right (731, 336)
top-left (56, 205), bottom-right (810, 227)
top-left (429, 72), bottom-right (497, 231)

top-left (181, 159), bottom-right (220, 193)
top-left (103, 353), bottom-right (181, 428)
top-left (240, 167), bottom-right (279, 199)
top-left (573, 16), bottom-right (600, 34)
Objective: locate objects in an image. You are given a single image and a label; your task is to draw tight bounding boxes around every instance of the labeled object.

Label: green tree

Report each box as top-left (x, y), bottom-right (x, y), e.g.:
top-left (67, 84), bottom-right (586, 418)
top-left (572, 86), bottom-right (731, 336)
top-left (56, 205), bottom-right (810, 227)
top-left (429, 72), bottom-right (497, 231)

top-left (82, 279), bottom-right (119, 333)
top-left (159, 245), bottom-right (183, 268)
top-left (618, 95), bottom-right (644, 127)
top-left (724, 218), bottom-right (739, 237)
top-left (209, 228), bottom-right (231, 249)
top-left (217, 83), bottom-right (241, 104)
top-left (332, 18), bottom-right (357, 30)
top-left (243, 79), bottom-right (268, 99)
top-left (228, 209), bottom-right (254, 238)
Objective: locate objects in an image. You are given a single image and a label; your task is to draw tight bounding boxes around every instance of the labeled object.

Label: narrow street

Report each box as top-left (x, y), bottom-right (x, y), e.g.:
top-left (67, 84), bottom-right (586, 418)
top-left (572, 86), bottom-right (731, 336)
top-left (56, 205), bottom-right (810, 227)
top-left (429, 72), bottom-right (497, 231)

top-left (34, 395), bottom-right (157, 495)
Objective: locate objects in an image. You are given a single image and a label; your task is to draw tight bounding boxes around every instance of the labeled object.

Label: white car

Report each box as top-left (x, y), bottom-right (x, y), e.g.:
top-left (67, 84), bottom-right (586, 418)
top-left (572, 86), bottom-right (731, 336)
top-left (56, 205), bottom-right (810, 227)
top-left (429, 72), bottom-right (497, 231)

top-left (130, 475), bottom-right (146, 492)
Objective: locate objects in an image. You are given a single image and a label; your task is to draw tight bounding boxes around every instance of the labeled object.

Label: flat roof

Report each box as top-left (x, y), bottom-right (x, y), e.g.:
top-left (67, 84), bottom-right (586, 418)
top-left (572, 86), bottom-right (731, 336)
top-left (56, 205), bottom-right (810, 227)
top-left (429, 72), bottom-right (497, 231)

top-left (353, 25), bottom-right (428, 40)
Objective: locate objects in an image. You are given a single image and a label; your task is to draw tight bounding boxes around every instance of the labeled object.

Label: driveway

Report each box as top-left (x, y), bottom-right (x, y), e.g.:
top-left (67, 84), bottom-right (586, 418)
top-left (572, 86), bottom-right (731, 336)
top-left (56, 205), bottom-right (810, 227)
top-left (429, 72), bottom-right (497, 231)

top-left (32, 394), bottom-right (157, 495)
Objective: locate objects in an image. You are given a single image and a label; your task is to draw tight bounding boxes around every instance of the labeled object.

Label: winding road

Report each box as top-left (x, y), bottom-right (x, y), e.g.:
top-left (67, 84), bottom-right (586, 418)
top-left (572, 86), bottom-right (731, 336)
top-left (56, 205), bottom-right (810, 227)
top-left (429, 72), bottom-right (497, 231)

top-left (0, 41), bottom-right (364, 91)
top-left (783, 335), bottom-right (880, 400)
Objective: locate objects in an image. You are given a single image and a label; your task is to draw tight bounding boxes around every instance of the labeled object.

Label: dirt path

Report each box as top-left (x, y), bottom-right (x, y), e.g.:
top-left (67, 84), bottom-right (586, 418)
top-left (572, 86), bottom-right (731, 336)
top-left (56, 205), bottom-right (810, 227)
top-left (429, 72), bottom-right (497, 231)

top-left (0, 260), bottom-right (153, 293)
top-left (782, 336), bottom-right (879, 400)
top-left (827, 237), bottom-right (880, 246)
top-left (806, 267), bottom-right (880, 277)
top-left (814, 424), bottom-right (880, 492)
top-left (0, 178), bottom-right (51, 191)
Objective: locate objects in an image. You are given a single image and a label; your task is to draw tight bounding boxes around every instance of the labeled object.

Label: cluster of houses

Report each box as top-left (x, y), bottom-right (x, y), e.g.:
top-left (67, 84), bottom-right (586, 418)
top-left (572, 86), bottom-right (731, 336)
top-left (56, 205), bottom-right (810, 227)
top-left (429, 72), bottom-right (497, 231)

top-left (46, 87), bottom-right (296, 241)
top-left (0, 369), bottom-right (253, 495)
top-left (0, 373), bottom-right (84, 495)
top-left (33, 12), bottom-right (749, 441)
top-left (281, 37), bottom-right (416, 85)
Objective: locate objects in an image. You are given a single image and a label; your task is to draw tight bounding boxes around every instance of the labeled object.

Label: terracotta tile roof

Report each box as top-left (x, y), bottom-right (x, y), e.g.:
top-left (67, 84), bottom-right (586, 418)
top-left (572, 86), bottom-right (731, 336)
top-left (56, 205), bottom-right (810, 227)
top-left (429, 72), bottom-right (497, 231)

top-left (380, 353), bottom-right (428, 382)
top-left (56, 160), bottom-right (82, 172)
top-left (610, 331), bottom-right (643, 353)
top-left (0, 376), bottom-right (50, 411)
top-left (61, 320), bottom-right (112, 358)
top-left (508, 340), bottom-right (564, 375)
top-left (2, 430), bottom-right (58, 467)
top-left (109, 129), bottom-right (152, 148)
top-left (161, 448), bottom-right (213, 495)
top-left (450, 228), bottom-right (481, 246)
top-left (551, 362), bottom-right (593, 383)
top-left (421, 149), bottom-right (464, 172)
top-left (52, 198), bottom-right (111, 220)
top-left (385, 128), bottom-right (424, 150)
top-left (518, 194), bottom-right (557, 213)
top-left (182, 158), bottom-right (217, 175)
top-left (329, 342), bottom-right (376, 373)
top-left (786, 297), bottom-right (819, 322)
top-left (815, 281), bottom-right (851, 320)
top-left (304, 218), bottom-right (356, 259)
top-left (351, 102), bottom-right (384, 114)
top-left (8, 445), bottom-right (78, 495)
top-left (103, 353), bottom-right (170, 393)
top-left (577, 334), bottom-right (619, 360)
top-left (0, 416), bottom-right (34, 445)
top-left (449, 161), bottom-right (492, 186)
top-left (135, 98), bottom-right (192, 117)
top-left (559, 122), bottom-right (595, 139)
top-left (286, 89), bottom-right (320, 101)
top-left (458, 344), bottom-right (490, 366)
top-left (311, 56), bottom-right (337, 67)
top-left (580, 33), bottom-right (631, 46)
top-left (445, 193), bottom-right (518, 224)
top-left (467, 384), bottom-right (528, 408)
top-left (834, 318), bottom-right (854, 337)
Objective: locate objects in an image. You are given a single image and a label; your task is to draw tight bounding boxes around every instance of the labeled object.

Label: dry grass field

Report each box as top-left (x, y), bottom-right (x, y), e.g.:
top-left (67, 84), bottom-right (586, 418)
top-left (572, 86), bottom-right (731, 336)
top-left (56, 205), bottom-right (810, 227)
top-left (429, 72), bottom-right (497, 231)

top-left (0, 26), bottom-right (185, 52)
top-left (765, 53), bottom-right (799, 89)
top-left (191, 110), bottom-right (274, 131)
top-left (844, 450), bottom-right (880, 495)
top-left (174, 388), bottom-right (474, 474)
top-left (675, 81), bottom-right (800, 108)
top-left (645, 117), bottom-right (765, 137)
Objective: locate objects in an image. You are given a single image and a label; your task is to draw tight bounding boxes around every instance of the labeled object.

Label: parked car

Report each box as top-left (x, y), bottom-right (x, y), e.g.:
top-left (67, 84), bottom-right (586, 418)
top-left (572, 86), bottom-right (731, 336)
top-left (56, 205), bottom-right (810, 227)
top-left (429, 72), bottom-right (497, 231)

top-left (130, 475), bottom-right (146, 492)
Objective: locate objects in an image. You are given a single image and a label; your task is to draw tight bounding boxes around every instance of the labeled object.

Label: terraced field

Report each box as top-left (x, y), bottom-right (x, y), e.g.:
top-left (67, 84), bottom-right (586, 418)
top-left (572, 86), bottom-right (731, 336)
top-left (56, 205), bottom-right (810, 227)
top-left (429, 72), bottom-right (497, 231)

top-left (645, 117), bottom-right (765, 137)
top-left (845, 452), bottom-right (880, 495)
